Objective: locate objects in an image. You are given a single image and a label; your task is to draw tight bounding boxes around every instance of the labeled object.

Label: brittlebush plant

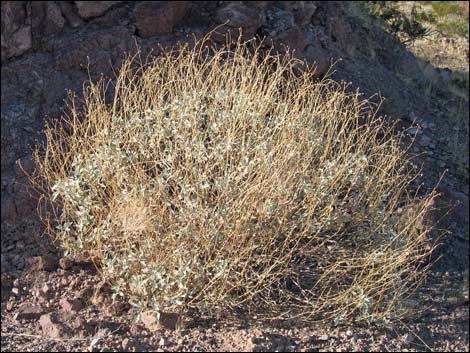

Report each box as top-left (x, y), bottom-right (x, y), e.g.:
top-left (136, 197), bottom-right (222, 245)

top-left (30, 35), bottom-right (437, 324)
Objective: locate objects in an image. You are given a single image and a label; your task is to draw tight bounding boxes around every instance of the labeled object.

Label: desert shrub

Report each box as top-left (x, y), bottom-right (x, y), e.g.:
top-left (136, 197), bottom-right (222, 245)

top-left (367, 2), bottom-right (434, 42)
top-left (423, 1), bottom-right (469, 37)
top-left (422, 1), bottom-right (467, 18)
top-left (414, 10), bottom-right (437, 24)
top-left (367, 1), bottom-right (469, 40)
top-left (29, 36), bottom-right (437, 324)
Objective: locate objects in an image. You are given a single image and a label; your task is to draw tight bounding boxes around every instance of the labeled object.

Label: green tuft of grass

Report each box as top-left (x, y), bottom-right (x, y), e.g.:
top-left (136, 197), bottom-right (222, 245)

top-left (436, 18), bottom-right (469, 38)
top-left (418, 1), bottom-right (469, 37)
top-left (367, 1), bottom-right (469, 40)
top-left (365, 1), bottom-right (436, 44)
top-left (422, 1), bottom-right (466, 18)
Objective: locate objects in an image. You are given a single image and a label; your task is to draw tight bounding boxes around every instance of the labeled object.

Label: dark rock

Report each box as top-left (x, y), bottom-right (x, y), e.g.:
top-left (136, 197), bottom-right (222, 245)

top-left (262, 6), bottom-right (295, 37)
top-left (1, 195), bottom-right (17, 223)
top-left (212, 2), bottom-right (265, 42)
top-left (71, 254), bottom-right (92, 266)
top-left (14, 304), bottom-right (46, 321)
top-left (31, 1), bottom-right (65, 40)
top-left (26, 256), bottom-right (56, 272)
top-left (134, 1), bottom-right (191, 37)
top-left (59, 297), bottom-right (83, 313)
top-left (214, 2), bottom-right (264, 29)
top-left (75, 1), bottom-right (123, 19)
top-left (88, 5), bottom-right (130, 28)
top-left (271, 26), bottom-right (309, 54)
top-left (1, 289), bottom-right (10, 301)
top-left (277, 1), bottom-right (318, 26)
top-left (158, 312), bottom-right (181, 330)
top-left (1, 55), bottom-right (49, 105)
top-left (327, 14), bottom-right (357, 57)
top-left (1, 273), bottom-right (12, 300)
top-left (258, 6), bottom-right (332, 76)
top-left (15, 157), bottom-right (36, 177)
top-left (13, 179), bottom-right (38, 217)
top-left (57, 1), bottom-right (84, 28)
top-left (451, 191), bottom-right (469, 225)
top-left (105, 301), bottom-right (128, 316)
top-left (77, 284), bottom-right (94, 300)
top-left (39, 311), bottom-right (91, 339)
top-left (439, 186), bottom-right (470, 226)
top-left (297, 43), bottom-right (332, 77)
top-left (39, 313), bottom-right (64, 339)
top-left (58, 257), bottom-right (74, 270)
top-left (1, 1), bottom-right (32, 62)
top-left (1, 273), bottom-right (11, 289)
top-left (142, 311), bottom-right (181, 331)
top-left (68, 315), bottom-right (93, 334)
top-left (243, 1), bottom-right (270, 11)
top-left (53, 27), bottom-right (130, 75)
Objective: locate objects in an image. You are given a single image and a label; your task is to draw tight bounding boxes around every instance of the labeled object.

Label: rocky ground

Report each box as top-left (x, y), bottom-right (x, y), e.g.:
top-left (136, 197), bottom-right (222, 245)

top-left (1, 254), bottom-right (468, 351)
top-left (1, 1), bottom-right (469, 351)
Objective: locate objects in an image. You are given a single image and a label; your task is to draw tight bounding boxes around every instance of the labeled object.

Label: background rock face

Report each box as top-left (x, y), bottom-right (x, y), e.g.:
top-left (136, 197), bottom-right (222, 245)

top-left (1, 1), bottom-right (32, 62)
top-left (31, 1), bottom-right (65, 38)
top-left (212, 2), bottom-right (266, 42)
top-left (0, 1), bottom-right (468, 276)
top-left (74, 1), bottom-right (122, 19)
top-left (134, 1), bottom-right (191, 37)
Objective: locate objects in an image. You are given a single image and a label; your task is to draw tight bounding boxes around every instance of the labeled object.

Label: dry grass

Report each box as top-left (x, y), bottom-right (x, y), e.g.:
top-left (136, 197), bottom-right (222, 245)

top-left (28, 35), bottom-right (438, 324)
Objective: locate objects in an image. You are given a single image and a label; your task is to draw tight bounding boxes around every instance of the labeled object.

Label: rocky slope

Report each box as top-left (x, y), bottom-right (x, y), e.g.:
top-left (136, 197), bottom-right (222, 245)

top-left (1, 1), bottom-right (468, 351)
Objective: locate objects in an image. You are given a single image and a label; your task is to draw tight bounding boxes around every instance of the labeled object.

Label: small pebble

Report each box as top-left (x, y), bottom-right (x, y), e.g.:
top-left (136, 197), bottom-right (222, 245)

top-left (159, 338), bottom-right (167, 346)
top-left (122, 338), bottom-right (130, 350)
top-left (403, 333), bottom-right (415, 344)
